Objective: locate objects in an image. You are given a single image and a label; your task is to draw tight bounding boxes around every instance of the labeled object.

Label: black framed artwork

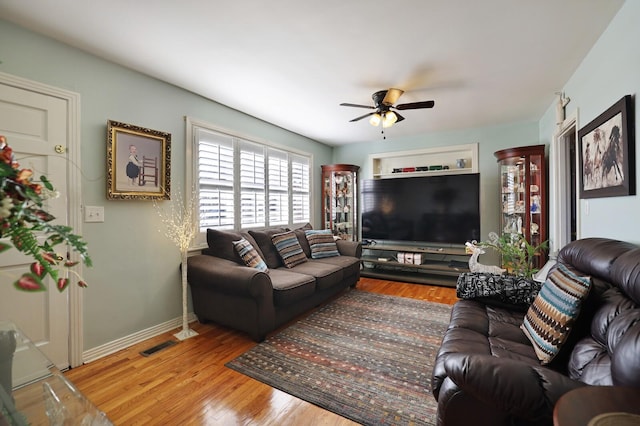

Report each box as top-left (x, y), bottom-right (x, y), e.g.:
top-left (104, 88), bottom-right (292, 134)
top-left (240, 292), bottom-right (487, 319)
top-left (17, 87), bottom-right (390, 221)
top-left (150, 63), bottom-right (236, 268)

top-left (579, 95), bottom-right (635, 199)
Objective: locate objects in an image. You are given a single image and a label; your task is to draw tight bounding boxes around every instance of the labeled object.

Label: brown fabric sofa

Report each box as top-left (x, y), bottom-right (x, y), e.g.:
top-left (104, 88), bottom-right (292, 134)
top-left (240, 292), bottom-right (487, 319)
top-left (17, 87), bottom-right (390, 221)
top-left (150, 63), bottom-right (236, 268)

top-left (431, 238), bottom-right (640, 426)
top-left (186, 224), bottom-right (361, 341)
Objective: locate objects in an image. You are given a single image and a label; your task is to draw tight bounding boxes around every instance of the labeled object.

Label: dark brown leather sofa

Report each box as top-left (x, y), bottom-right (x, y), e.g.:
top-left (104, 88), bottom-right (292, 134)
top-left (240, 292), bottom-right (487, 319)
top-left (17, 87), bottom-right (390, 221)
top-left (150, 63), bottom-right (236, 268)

top-left (186, 225), bottom-right (361, 341)
top-left (432, 238), bottom-right (640, 426)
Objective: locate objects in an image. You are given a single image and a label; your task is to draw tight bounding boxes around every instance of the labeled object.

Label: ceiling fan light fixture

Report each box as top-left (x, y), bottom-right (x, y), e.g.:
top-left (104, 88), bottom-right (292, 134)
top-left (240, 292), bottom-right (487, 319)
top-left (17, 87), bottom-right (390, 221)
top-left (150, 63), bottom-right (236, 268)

top-left (341, 88), bottom-right (434, 129)
top-left (382, 111), bottom-right (397, 128)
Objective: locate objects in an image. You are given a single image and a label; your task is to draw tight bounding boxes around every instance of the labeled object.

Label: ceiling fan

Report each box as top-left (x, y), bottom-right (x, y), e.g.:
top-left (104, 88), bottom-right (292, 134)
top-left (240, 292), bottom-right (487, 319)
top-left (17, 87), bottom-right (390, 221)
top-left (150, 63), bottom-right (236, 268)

top-left (340, 88), bottom-right (435, 128)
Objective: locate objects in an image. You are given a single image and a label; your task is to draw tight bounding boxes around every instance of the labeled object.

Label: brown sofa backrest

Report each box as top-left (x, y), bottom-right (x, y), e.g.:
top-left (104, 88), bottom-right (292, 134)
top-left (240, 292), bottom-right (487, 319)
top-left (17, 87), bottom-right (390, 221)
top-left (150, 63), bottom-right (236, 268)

top-left (203, 224), bottom-right (314, 268)
top-left (555, 238), bottom-right (640, 387)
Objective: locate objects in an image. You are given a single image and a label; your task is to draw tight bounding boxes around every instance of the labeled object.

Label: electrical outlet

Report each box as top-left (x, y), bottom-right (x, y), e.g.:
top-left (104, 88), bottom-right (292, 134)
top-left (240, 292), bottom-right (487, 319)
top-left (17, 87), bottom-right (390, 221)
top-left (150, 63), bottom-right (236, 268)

top-left (84, 206), bottom-right (105, 223)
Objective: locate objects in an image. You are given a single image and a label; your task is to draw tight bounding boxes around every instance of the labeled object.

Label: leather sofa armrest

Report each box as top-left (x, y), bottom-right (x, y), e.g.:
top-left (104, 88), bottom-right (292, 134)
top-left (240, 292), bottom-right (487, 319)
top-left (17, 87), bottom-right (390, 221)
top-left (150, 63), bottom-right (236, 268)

top-left (336, 240), bottom-right (362, 258)
top-left (441, 353), bottom-right (587, 422)
top-left (186, 254), bottom-right (272, 298)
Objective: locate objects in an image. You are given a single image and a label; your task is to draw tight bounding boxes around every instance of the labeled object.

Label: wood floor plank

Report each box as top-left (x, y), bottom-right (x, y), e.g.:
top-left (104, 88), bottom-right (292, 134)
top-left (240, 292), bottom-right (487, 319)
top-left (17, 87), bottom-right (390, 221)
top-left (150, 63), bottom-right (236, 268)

top-left (64, 278), bottom-right (458, 425)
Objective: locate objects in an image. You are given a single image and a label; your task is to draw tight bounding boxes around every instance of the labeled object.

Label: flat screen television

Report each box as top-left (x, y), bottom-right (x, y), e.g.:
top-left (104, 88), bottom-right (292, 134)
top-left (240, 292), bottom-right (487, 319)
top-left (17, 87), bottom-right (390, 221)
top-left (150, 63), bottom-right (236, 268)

top-left (361, 173), bottom-right (480, 245)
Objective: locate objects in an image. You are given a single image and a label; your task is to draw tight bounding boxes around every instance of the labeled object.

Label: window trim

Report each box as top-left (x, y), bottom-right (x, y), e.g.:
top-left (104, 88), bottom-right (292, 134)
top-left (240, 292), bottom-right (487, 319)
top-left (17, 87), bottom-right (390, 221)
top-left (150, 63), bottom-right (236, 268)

top-left (185, 117), bottom-right (314, 249)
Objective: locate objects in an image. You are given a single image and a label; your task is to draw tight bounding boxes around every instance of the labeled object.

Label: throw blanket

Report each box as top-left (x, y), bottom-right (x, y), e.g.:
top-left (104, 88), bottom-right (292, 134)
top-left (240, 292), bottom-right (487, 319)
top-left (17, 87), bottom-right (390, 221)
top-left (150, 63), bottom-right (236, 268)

top-left (456, 272), bottom-right (542, 305)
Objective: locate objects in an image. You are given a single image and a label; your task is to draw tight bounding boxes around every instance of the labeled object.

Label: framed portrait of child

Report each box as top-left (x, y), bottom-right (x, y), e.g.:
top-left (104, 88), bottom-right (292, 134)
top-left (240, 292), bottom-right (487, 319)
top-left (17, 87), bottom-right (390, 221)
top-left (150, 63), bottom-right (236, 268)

top-left (107, 120), bottom-right (171, 200)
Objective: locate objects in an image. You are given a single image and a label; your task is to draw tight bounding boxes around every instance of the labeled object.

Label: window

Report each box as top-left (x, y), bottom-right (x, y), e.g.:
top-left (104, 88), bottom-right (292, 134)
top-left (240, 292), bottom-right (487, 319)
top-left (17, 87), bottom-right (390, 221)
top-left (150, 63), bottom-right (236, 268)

top-left (240, 141), bottom-right (266, 228)
top-left (197, 128), bottom-right (234, 229)
top-left (268, 149), bottom-right (289, 226)
top-left (187, 119), bottom-right (312, 246)
top-left (291, 154), bottom-right (310, 223)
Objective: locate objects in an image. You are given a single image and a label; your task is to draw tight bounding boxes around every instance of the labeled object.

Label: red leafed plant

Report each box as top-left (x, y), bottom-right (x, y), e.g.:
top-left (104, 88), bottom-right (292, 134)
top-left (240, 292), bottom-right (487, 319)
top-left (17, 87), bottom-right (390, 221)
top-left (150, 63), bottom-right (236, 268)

top-left (0, 135), bottom-right (91, 291)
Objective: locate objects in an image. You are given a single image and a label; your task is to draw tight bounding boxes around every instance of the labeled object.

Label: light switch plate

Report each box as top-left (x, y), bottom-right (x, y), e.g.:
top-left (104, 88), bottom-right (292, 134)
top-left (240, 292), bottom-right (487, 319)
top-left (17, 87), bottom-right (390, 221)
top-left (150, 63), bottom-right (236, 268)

top-left (84, 206), bottom-right (104, 223)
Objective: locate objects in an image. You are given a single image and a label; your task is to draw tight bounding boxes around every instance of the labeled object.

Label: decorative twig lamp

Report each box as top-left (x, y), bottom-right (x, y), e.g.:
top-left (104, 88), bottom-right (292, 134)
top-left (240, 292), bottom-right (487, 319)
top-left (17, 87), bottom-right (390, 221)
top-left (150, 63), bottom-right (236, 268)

top-left (154, 188), bottom-right (199, 340)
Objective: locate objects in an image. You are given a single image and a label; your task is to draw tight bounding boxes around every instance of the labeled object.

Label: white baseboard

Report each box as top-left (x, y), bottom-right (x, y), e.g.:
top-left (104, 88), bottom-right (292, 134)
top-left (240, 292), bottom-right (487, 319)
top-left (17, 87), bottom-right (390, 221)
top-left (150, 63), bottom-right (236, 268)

top-left (82, 313), bottom-right (197, 364)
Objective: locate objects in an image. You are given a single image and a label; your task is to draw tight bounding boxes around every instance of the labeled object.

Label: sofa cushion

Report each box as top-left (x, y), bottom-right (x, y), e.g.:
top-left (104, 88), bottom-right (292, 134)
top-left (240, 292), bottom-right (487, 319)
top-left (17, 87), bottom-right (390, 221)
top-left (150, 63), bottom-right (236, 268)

top-left (233, 237), bottom-right (268, 272)
top-left (568, 286), bottom-right (640, 386)
top-left (521, 263), bottom-right (592, 364)
top-left (289, 260), bottom-right (343, 290)
top-left (305, 229), bottom-right (340, 259)
top-left (248, 228), bottom-right (288, 269)
top-left (432, 299), bottom-right (540, 397)
top-left (206, 228), bottom-right (245, 263)
top-left (268, 269), bottom-right (316, 307)
top-left (272, 231), bottom-right (308, 268)
top-left (312, 255), bottom-right (360, 279)
top-left (292, 223), bottom-right (313, 258)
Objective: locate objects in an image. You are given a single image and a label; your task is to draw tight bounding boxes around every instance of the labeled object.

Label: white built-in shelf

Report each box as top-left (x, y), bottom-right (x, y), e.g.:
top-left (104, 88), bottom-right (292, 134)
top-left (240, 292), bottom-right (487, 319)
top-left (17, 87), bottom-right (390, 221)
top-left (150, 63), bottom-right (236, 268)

top-left (369, 143), bottom-right (479, 179)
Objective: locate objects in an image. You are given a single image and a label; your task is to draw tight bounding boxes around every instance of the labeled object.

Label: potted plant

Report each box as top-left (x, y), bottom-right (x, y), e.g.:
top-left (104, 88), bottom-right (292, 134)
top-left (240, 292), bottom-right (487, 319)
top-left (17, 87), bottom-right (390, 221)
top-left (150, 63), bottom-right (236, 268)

top-left (479, 232), bottom-right (548, 279)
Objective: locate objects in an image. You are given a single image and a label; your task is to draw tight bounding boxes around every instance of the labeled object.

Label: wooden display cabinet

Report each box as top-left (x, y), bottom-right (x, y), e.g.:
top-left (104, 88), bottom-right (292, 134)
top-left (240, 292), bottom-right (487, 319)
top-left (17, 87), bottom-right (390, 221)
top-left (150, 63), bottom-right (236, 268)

top-left (494, 145), bottom-right (547, 269)
top-left (321, 164), bottom-right (359, 241)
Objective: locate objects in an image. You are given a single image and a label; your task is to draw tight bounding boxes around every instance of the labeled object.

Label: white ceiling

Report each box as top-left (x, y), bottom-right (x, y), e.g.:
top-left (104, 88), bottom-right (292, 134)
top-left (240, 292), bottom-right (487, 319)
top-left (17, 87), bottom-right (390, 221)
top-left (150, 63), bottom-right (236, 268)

top-left (1, 1), bottom-right (625, 146)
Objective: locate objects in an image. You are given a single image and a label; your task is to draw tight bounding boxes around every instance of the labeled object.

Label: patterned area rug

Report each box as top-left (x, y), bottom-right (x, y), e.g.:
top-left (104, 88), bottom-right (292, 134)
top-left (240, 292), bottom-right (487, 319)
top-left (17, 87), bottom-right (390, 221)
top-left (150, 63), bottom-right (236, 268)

top-left (226, 289), bottom-right (452, 425)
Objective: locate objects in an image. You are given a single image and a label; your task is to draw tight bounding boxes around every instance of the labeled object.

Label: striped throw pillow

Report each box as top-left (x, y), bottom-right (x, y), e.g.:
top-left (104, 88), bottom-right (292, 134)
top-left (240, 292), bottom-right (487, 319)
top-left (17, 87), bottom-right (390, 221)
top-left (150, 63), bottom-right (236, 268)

top-left (233, 238), bottom-right (268, 272)
top-left (305, 229), bottom-right (340, 259)
top-left (521, 263), bottom-right (591, 364)
top-left (271, 231), bottom-right (307, 268)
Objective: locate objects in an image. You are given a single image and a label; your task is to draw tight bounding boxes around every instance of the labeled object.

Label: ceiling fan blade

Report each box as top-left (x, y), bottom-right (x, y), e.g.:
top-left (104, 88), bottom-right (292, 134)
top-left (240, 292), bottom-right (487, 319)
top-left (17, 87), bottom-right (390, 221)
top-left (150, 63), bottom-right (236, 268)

top-left (382, 88), bottom-right (404, 105)
top-left (349, 112), bottom-right (376, 122)
top-left (394, 112), bottom-right (405, 123)
top-left (340, 102), bottom-right (375, 109)
top-left (395, 100), bottom-right (435, 110)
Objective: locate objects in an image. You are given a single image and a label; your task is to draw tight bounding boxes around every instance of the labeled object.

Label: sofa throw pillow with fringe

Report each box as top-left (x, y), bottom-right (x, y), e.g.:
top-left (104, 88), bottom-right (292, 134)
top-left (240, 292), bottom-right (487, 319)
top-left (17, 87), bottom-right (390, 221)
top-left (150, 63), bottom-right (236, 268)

top-left (233, 238), bottom-right (268, 272)
top-left (521, 263), bottom-right (591, 364)
top-left (271, 231), bottom-right (307, 268)
top-left (305, 229), bottom-right (340, 259)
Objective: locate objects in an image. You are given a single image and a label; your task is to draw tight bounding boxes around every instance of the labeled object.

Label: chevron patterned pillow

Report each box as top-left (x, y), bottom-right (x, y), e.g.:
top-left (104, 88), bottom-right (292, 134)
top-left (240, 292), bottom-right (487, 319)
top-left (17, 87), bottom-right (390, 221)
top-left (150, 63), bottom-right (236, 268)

top-left (521, 263), bottom-right (591, 364)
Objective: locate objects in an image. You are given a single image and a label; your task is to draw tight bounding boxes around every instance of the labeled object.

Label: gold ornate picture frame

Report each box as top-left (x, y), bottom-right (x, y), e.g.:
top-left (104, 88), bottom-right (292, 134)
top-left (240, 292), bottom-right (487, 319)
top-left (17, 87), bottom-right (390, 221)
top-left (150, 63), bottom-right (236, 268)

top-left (107, 120), bottom-right (171, 200)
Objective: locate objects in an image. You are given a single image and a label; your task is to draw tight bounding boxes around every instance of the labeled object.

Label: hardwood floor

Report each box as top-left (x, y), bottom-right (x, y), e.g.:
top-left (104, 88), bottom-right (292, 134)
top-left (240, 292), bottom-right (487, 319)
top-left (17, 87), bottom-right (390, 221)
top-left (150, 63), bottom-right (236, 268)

top-left (64, 278), bottom-right (458, 425)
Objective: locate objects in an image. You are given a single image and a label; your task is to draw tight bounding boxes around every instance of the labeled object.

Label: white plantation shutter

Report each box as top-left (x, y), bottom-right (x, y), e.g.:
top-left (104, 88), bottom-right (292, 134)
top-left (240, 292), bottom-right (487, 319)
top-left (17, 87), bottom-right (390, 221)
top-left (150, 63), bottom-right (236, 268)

top-left (190, 120), bottom-right (312, 240)
top-left (240, 141), bottom-right (266, 227)
top-left (292, 154), bottom-right (310, 223)
top-left (268, 149), bottom-right (289, 225)
top-left (197, 128), bottom-right (234, 230)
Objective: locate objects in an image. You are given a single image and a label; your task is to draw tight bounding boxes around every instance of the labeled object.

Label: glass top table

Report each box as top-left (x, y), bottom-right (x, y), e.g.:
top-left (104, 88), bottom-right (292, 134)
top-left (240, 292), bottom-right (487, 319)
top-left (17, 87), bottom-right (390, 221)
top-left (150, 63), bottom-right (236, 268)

top-left (0, 320), bottom-right (112, 426)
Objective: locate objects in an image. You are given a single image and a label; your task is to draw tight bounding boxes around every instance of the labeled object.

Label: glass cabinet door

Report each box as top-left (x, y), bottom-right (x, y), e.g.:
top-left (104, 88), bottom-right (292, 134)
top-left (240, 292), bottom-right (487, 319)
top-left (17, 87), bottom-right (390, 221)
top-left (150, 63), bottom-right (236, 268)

top-left (494, 145), bottom-right (547, 269)
top-left (321, 164), bottom-right (359, 241)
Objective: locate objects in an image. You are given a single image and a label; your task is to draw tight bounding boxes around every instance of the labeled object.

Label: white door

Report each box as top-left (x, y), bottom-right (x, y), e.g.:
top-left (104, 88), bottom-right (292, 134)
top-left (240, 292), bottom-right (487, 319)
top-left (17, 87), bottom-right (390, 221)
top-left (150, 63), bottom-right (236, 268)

top-left (0, 82), bottom-right (71, 369)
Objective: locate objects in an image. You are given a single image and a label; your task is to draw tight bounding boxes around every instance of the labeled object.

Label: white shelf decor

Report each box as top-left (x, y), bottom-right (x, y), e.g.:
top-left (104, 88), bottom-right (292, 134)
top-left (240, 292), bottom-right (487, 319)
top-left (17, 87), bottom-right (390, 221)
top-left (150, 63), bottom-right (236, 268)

top-left (369, 143), bottom-right (479, 179)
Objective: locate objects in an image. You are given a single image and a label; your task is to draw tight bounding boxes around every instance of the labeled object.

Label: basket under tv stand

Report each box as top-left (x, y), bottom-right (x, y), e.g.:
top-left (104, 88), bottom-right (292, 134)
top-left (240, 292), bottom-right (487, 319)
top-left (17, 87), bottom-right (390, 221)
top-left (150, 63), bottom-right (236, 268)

top-left (360, 242), bottom-right (471, 288)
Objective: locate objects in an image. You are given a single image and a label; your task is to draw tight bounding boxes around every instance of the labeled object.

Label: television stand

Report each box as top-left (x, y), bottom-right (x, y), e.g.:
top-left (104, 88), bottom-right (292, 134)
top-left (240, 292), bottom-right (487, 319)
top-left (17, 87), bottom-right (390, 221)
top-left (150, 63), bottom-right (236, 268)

top-left (360, 242), bottom-right (471, 288)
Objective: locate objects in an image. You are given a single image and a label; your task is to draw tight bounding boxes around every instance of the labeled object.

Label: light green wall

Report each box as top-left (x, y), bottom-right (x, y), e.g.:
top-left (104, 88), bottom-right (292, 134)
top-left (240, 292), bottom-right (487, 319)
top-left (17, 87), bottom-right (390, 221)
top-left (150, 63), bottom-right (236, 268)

top-left (539, 1), bottom-right (639, 244)
top-left (0, 19), bottom-right (333, 349)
